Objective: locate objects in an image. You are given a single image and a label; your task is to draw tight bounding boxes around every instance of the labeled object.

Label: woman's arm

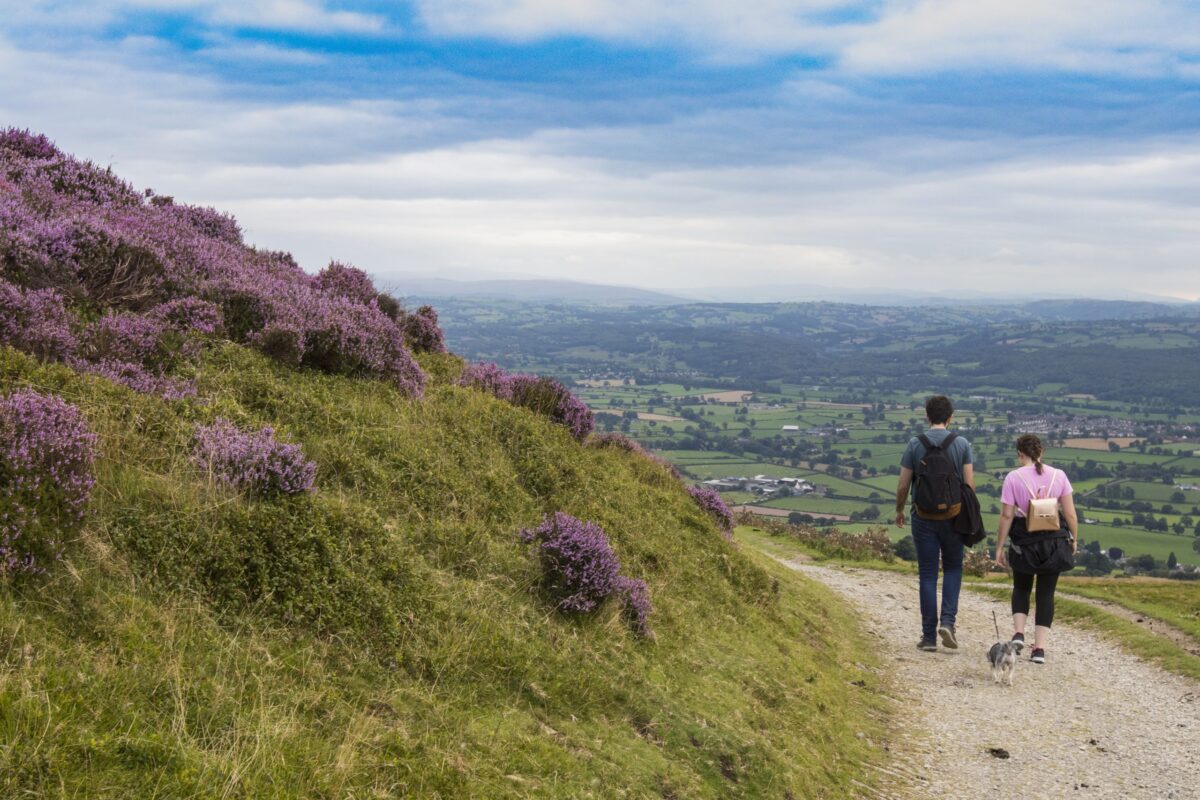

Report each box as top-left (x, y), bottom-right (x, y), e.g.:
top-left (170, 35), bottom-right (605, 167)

top-left (995, 503), bottom-right (1015, 567)
top-left (1060, 493), bottom-right (1079, 553)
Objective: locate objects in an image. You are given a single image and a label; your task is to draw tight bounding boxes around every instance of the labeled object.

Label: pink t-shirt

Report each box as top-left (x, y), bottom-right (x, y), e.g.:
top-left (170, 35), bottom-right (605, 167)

top-left (1001, 465), bottom-right (1073, 517)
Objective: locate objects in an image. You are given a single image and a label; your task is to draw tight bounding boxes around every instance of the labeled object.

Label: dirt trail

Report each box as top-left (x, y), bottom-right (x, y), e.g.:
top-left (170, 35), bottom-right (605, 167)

top-left (781, 561), bottom-right (1200, 800)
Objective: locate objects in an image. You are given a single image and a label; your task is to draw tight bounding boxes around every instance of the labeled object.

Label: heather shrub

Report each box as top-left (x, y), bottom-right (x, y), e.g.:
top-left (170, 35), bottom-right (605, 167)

top-left (150, 296), bottom-right (223, 336)
top-left (520, 512), bottom-right (622, 614)
top-left (193, 418), bottom-right (316, 496)
top-left (171, 203), bottom-right (243, 245)
top-left (313, 261), bottom-right (378, 305)
top-left (963, 548), bottom-right (994, 577)
top-left (400, 304), bottom-right (447, 354)
top-left (688, 485), bottom-right (734, 537)
top-left (77, 359), bottom-right (198, 401)
top-left (0, 127), bottom-right (59, 160)
top-left (458, 361), bottom-right (516, 400)
top-left (0, 389), bottom-right (97, 577)
top-left (81, 312), bottom-right (168, 366)
top-left (509, 375), bottom-right (594, 441)
top-left (616, 576), bottom-right (654, 638)
top-left (0, 281), bottom-right (77, 361)
top-left (519, 512), bottom-right (653, 636)
top-left (299, 297), bottom-right (427, 396)
top-left (1, 130), bottom-right (434, 400)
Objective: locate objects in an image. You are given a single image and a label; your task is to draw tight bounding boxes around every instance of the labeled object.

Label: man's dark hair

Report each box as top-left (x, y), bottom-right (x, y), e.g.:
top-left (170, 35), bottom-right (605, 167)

top-left (925, 395), bottom-right (954, 425)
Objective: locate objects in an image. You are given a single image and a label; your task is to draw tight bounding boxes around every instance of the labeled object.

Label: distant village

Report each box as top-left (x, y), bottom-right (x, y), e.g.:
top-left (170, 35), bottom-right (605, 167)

top-left (701, 474), bottom-right (827, 498)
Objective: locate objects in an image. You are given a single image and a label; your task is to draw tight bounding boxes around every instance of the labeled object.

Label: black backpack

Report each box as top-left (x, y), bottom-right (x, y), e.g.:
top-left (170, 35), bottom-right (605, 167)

top-left (913, 432), bottom-right (963, 517)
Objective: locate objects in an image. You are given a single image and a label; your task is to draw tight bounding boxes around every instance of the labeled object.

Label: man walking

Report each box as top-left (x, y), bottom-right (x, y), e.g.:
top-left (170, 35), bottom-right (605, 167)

top-left (895, 395), bottom-right (975, 652)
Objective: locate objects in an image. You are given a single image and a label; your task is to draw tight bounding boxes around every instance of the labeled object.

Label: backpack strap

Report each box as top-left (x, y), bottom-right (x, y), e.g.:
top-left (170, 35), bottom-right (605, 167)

top-left (1015, 467), bottom-right (1059, 499)
top-left (917, 431), bottom-right (957, 451)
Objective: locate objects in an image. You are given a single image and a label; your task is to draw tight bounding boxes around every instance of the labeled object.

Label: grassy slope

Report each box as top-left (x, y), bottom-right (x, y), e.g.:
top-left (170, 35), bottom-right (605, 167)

top-left (1056, 578), bottom-right (1200, 641)
top-left (0, 344), bottom-right (888, 799)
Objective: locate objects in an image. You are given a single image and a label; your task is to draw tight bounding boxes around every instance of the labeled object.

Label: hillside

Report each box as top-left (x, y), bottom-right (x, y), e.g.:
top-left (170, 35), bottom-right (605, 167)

top-left (0, 131), bottom-right (889, 797)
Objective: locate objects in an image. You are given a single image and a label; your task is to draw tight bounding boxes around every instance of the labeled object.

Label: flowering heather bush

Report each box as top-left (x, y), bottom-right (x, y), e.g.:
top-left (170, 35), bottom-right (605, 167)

top-left (0, 281), bottom-right (76, 361)
top-left (400, 305), bottom-right (447, 354)
top-left (313, 261), bottom-right (378, 306)
top-left (508, 375), bottom-right (594, 441)
top-left (0, 390), bottom-right (97, 577)
top-left (520, 512), bottom-right (622, 614)
top-left (193, 418), bottom-right (316, 496)
top-left (0, 128), bottom-right (431, 398)
top-left (688, 485), bottom-right (734, 537)
top-left (616, 576), bottom-right (653, 638)
top-left (150, 296), bottom-right (223, 336)
top-left (457, 361), bottom-right (516, 401)
top-left (458, 363), bottom-right (593, 439)
top-left (82, 312), bottom-right (166, 364)
top-left (78, 359), bottom-right (198, 401)
top-left (0, 128), bottom-right (59, 160)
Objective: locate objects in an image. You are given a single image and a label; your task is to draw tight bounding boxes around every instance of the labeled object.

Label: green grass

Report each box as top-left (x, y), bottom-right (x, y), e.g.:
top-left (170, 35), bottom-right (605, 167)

top-left (1056, 577), bottom-right (1200, 641)
top-left (0, 344), bottom-right (892, 798)
top-left (966, 585), bottom-right (1200, 681)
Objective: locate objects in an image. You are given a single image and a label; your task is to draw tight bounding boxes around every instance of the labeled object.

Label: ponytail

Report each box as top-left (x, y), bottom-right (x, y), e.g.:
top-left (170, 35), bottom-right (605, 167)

top-left (1015, 434), bottom-right (1045, 474)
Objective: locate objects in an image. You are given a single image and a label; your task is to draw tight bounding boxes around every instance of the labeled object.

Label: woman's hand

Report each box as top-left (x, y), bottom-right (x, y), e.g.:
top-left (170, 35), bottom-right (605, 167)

top-left (995, 548), bottom-right (1007, 568)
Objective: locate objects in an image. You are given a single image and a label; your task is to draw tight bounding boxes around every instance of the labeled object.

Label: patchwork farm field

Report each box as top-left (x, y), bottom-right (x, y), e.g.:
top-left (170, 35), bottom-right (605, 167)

top-left (570, 379), bottom-right (1200, 570)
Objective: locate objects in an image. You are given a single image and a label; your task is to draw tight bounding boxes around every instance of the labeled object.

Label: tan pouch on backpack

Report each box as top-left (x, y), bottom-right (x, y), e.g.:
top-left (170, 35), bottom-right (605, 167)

top-left (1017, 469), bottom-right (1060, 532)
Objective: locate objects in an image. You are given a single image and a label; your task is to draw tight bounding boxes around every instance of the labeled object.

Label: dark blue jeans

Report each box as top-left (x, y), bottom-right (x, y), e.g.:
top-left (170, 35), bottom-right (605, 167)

top-left (911, 514), bottom-right (964, 640)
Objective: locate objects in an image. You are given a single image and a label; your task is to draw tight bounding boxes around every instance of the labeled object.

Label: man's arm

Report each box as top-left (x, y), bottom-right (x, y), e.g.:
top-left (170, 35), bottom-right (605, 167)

top-left (895, 467), bottom-right (913, 528)
top-left (962, 463), bottom-right (975, 490)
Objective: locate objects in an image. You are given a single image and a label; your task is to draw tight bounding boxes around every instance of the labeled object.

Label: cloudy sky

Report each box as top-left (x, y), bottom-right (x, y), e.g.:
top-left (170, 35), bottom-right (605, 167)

top-left (3, 1), bottom-right (1199, 300)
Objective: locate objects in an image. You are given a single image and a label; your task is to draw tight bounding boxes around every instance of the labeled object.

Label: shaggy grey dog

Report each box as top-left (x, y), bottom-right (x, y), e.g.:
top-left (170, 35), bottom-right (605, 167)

top-left (987, 640), bottom-right (1023, 686)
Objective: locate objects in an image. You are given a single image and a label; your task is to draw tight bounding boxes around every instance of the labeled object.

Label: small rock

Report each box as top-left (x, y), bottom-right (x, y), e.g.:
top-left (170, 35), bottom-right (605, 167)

top-left (987, 747), bottom-right (1010, 759)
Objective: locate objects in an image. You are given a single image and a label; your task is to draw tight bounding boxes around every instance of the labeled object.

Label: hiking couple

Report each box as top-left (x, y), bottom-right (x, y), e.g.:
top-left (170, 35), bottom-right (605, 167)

top-left (895, 396), bottom-right (1078, 664)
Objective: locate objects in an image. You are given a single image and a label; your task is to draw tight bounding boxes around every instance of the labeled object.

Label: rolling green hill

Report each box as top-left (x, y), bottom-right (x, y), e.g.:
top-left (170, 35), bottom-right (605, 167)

top-left (0, 345), bottom-right (889, 798)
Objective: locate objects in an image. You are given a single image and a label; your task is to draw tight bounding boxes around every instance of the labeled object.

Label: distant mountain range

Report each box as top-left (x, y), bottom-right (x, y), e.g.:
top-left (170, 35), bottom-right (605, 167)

top-left (392, 276), bottom-right (1199, 320)
top-left (392, 277), bottom-right (690, 306)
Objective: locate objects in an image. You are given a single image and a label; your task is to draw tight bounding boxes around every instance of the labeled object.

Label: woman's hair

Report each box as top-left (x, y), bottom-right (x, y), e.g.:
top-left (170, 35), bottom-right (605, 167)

top-left (1016, 433), bottom-right (1045, 474)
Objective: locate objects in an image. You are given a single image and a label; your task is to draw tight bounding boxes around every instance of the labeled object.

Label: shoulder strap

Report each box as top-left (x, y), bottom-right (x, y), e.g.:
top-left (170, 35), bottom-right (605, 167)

top-left (1013, 468), bottom-right (1038, 498)
top-left (917, 434), bottom-right (935, 450)
top-left (941, 431), bottom-right (958, 449)
top-left (1015, 467), bottom-right (1058, 499)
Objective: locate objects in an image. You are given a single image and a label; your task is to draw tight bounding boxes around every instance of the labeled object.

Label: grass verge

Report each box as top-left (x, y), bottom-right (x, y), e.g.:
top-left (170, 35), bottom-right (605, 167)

top-left (966, 585), bottom-right (1200, 682)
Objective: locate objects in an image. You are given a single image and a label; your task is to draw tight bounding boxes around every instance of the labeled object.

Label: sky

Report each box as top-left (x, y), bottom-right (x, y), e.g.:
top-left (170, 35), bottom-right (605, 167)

top-left (2, 1), bottom-right (1200, 301)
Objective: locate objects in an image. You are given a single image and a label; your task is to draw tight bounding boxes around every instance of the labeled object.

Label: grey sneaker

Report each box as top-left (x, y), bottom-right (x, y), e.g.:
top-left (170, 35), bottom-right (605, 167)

top-left (937, 624), bottom-right (958, 649)
top-left (917, 637), bottom-right (937, 651)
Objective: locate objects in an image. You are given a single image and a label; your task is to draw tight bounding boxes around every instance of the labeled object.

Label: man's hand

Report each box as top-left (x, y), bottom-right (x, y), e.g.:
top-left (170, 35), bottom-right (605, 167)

top-left (995, 548), bottom-right (1007, 568)
top-left (894, 510), bottom-right (906, 528)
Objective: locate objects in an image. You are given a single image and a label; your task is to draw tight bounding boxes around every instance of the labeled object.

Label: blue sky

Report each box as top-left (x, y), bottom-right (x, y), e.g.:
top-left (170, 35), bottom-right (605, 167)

top-left (3, 1), bottom-right (1200, 300)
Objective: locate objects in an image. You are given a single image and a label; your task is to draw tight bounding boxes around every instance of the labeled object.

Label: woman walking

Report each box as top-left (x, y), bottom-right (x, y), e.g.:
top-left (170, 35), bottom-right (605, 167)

top-left (995, 434), bottom-right (1078, 664)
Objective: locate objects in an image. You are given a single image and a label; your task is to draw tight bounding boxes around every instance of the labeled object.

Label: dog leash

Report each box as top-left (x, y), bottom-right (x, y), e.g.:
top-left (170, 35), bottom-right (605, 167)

top-left (993, 610), bottom-right (1001, 640)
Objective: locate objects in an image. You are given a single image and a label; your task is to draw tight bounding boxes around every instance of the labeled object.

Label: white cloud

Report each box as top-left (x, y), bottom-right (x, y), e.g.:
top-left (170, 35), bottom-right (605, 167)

top-left (412, 0), bottom-right (1200, 76)
top-left (2, 32), bottom-right (1199, 300)
top-left (4, 0), bottom-right (385, 34)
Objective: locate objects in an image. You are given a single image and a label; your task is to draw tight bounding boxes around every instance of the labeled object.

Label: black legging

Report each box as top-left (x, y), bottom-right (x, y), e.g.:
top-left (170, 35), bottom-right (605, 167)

top-left (1011, 571), bottom-right (1060, 628)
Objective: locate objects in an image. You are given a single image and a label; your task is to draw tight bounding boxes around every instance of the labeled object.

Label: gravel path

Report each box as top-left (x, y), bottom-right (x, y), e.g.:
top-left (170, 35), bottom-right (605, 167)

top-left (782, 561), bottom-right (1200, 800)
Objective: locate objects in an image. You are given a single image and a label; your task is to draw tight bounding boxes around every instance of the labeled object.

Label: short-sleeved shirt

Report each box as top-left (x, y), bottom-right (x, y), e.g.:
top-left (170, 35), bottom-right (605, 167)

top-left (900, 429), bottom-right (974, 474)
top-left (1001, 465), bottom-right (1073, 518)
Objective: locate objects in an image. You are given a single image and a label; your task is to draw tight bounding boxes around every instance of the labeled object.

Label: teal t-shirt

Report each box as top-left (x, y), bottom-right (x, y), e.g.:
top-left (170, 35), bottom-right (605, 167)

top-left (900, 429), bottom-right (974, 474)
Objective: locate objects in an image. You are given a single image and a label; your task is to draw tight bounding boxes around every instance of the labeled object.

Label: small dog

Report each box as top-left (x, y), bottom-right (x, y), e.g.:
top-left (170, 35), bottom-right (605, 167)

top-left (987, 640), bottom-right (1023, 686)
